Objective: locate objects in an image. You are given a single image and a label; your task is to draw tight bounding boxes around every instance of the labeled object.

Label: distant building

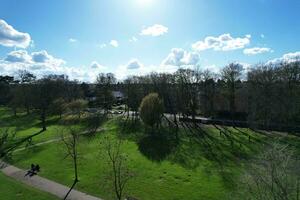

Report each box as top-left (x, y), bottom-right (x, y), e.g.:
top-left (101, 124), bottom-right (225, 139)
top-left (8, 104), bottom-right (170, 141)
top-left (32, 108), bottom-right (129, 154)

top-left (112, 91), bottom-right (124, 100)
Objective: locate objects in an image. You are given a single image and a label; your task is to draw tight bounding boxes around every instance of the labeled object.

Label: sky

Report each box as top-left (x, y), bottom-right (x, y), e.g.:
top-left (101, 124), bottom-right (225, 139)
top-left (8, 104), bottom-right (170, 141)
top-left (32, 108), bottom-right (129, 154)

top-left (0, 0), bottom-right (300, 81)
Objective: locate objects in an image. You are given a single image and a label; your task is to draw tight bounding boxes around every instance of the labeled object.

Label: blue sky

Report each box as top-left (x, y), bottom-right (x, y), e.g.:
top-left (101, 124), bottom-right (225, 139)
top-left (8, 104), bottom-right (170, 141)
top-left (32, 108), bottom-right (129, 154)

top-left (0, 0), bottom-right (300, 81)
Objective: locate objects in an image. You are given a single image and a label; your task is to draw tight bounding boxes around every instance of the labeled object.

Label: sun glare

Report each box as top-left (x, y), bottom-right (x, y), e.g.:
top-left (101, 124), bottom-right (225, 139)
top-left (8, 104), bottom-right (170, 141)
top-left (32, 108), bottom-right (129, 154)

top-left (136, 0), bottom-right (153, 6)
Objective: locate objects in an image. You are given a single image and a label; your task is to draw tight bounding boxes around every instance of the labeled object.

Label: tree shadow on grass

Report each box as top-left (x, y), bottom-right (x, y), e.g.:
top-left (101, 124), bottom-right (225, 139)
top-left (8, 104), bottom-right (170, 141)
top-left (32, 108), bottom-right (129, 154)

top-left (115, 119), bottom-right (145, 142)
top-left (138, 134), bottom-right (175, 162)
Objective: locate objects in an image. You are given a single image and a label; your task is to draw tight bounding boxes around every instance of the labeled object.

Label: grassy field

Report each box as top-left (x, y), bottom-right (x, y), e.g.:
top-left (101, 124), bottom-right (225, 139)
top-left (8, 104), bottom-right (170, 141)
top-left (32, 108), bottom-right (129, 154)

top-left (1, 106), bottom-right (300, 200)
top-left (0, 172), bottom-right (59, 200)
top-left (0, 107), bottom-right (85, 146)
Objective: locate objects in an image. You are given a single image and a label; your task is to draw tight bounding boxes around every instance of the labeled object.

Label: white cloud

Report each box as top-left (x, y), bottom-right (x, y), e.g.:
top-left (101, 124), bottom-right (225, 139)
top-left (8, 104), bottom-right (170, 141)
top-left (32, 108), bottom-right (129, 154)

top-left (267, 51), bottom-right (300, 65)
top-left (260, 34), bottom-right (265, 38)
top-left (90, 61), bottom-right (106, 70)
top-left (31, 50), bottom-right (65, 66)
top-left (0, 19), bottom-right (31, 48)
top-left (192, 33), bottom-right (251, 52)
top-left (115, 59), bottom-right (179, 80)
top-left (140, 24), bottom-right (168, 37)
top-left (0, 49), bottom-right (114, 82)
top-left (4, 50), bottom-right (32, 63)
top-left (110, 40), bottom-right (119, 47)
top-left (243, 47), bottom-right (272, 55)
top-left (69, 38), bottom-right (78, 43)
top-left (162, 48), bottom-right (200, 67)
top-left (126, 59), bottom-right (143, 69)
top-left (129, 36), bottom-right (138, 42)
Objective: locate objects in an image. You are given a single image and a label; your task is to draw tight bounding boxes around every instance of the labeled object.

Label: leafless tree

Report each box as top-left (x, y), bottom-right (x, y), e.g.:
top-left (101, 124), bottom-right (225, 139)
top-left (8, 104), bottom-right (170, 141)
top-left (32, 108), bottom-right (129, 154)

top-left (100, 136), bottom-right (134, 200)
top-left (61, 126), bottom-right (80, 200)
top-left (221, 63), bottom-right (243, 121)
top-left (241, 143), bottom-right (300, 200)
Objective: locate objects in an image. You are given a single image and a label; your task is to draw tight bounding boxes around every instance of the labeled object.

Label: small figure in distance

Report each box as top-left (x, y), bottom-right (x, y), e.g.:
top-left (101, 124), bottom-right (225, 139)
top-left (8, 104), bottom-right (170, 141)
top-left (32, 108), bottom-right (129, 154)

top-left (24, 163), bottom-right (40, 177)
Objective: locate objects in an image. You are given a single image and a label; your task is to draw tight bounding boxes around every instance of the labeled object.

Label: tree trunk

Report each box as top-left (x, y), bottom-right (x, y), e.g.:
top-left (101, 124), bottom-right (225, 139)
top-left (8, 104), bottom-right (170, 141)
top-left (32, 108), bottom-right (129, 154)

top-left (41, 109), bottom-right (46, 131)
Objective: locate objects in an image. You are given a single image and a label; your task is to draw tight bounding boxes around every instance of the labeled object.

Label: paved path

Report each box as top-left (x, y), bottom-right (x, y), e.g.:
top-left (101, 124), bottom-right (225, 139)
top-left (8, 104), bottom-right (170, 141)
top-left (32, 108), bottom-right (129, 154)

top-left (1, 128), bottom-right (108, 200)
top-left (0, 161), bottom-right (102, 200)
top-left (14, 137), bottom-right (64, 152)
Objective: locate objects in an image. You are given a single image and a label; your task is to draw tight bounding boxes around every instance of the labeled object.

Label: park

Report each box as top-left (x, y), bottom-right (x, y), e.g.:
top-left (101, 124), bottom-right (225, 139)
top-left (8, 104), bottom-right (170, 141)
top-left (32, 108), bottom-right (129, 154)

top-left (1, 61), bottom-right (300, 200)
top-left (1, 1), bottom-right (300, 199)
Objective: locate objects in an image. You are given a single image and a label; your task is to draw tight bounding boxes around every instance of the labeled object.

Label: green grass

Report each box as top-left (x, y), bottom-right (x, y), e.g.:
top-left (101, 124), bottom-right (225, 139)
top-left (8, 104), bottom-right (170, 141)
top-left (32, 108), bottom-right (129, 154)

top-left (0, 107), bottom-right (86, 147)
top-left (0, 172), bottom-right (59, 200)
top-left (9, 119), bottom-right (271, 200)
top-left (2, 106), bottom-right (300, 200)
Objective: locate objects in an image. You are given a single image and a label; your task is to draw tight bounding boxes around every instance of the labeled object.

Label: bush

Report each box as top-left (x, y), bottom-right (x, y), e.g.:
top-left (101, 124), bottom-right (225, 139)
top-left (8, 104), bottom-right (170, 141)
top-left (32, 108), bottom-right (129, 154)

top-left (139, 93), bottom-right (164, 129)
top-left (66, 99), bottom-right (88, 118)
top-left (86, 114), bottom-right (106, 135)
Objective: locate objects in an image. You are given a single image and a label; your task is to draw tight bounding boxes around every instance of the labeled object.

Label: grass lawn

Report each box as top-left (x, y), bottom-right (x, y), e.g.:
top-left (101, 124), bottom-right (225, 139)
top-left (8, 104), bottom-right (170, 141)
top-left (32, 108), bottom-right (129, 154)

top-left (2, 106), bottom-right (300, 200)
top-left (0, 107), bottom-right (86, 146)
top-left (8, 119), bottom-right (271, 200)
top-left (0, 172), bottom-right (59, 200)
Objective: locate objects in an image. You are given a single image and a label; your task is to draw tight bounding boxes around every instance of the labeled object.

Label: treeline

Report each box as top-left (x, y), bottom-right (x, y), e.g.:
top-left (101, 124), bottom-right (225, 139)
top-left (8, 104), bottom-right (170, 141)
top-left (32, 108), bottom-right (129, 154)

top-left (120, 61), bottom-right (300, 132)
top-left (0, 61), bottom-right (300, 132)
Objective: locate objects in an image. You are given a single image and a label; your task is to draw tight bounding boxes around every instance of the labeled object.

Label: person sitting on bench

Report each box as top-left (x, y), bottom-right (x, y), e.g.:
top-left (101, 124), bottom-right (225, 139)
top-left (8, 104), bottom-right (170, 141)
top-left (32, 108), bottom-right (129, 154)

top-left (25, 164), bottom-right (40, 177)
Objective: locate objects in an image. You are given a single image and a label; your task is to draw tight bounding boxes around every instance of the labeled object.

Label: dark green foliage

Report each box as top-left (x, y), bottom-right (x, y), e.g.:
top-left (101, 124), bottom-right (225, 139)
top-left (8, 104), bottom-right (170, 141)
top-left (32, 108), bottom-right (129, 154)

top-left (139, 93), bottom-right (164, 128)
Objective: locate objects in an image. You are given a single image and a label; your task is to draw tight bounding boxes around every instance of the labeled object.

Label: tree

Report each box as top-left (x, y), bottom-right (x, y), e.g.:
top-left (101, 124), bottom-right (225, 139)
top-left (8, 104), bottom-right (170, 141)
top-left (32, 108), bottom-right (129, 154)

top-left (0, 129), bottom-right (16, 159)
top-left (100, 136), bottom-right (134, 200)
top-left (33, 76), bottom-right (66, 131)
top-left (123, 76), bottom-right (144, 122)
top-left (18, 70), bottom-right (36, 83)
top-left (221, 63), bottom-right (243, 120)
top-left (50, 98), bottom-right (67, 119)
top-left (86, 113), bottom-right (106, 135)
top-left (61, 126), bottom-right (80, 200)
top-left (0, 75), bottom-right (15, 106)
top-left (201, 69), bottom-right (217, 117)
top-left (17, 70), bottom-right (36, 114)
top-left (240, 143), bottom-right (300, 200)
top-left (175, 68), bottom-right (201, 120)
top-left (139, 93), bottom-right (164, 130)
top-left (96, 73), bottom-right (116, 114)
top-left (66, 99), bottom-right (88, 119)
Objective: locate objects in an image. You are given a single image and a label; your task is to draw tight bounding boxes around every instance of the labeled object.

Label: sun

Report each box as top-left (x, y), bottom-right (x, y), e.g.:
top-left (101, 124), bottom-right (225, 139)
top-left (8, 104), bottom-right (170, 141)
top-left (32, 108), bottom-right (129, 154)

top-left (136, 0), bottom-right (154, 6)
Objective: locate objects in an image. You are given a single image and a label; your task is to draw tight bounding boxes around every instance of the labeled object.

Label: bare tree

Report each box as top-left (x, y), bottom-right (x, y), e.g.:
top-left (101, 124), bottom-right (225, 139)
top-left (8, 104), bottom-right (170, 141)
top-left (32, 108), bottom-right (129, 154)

top-left (61, 126), bottom-right (80, 200)
top-left (241, 143), bottom-right (300, 200)
top-left (100, 136), bottom-right (134, 200)
top-left (221, 63), bottom-right (243, 121)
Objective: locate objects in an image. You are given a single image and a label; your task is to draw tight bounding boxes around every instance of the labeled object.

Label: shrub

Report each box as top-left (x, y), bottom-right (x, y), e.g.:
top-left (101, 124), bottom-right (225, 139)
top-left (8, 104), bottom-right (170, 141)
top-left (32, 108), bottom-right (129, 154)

top-left (139, 93), bottom-right (164, 129)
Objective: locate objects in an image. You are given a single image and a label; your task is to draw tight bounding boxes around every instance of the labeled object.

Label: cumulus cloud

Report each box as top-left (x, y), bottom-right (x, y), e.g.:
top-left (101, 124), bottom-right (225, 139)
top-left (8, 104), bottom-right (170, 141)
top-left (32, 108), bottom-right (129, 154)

top-left (4, 50), bottom-right (31, 63)
top-left (126, 59), bottom-right (143, 69)
top-left (0, 50), bottom-right (89, 80)
top-left (110, 40), bottom-right (119, 47)
top-left (140, 24), bottom-right (168, 37)
top-left (192, 33), bottom-right (251, 52)
top-left (31, 50), bottom-right (65, 66)
top-left (31, 50), bottom-right (51, 62)
top-left (0, 19), bottom-right (31, 48)
top-left (0, 49), bottom-right (112, 82)
top-left (267, 51), bottom-right (300, 65)
top-left (243, 47), bottom-right (272, 55)
top-left (162, 48), bottom-right (200, 67)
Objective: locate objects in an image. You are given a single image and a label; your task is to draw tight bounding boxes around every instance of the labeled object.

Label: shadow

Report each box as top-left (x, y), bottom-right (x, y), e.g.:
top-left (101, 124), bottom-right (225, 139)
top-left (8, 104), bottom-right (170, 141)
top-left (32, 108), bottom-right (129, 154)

top-left (0, 111), bottom-right (40, 131)
top-left (115, 119), bottom-right (145, 142)
top-left (138, 134), bottom-right (175, 162)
